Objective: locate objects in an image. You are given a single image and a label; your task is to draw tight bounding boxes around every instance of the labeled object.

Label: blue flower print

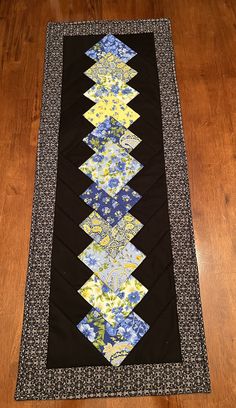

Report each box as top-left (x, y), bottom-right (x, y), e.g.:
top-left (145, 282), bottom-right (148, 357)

top-left (80, 183), bottom-right (129, 227)
top-left (116, 161), bottom-right (125, 172)
top-left (117, 312), bottom-right (149, 345)
top-left (105, 322), bottom-right (118, 337)
top-left (111, 85), bottom-right (120, 95)
top-left (115, 313), bottom-right (125, 324)
top-left (87, 50), bottom-right (97, 59)
top-left (112, 306), bottom-right (123, 314)
top-left (85, 255), bottom-right (97, 267)
top-left (92, 154), bottom-right (103, 162)
top-left (117, 326), bottom-right (138, 346)
top-left (136, 321), bottom-right (149, 337)
top-left (78, 323), bottom-right (96, 342)
top-left (128, 291), bottom-right (141, 303)
top-left (118, 291), bottom-right (125, 300)
top-left (85, 34), bottom-right (137, 63)
top-left (122, 87), bottom-right (132, 94)
top-left (76, 309), bottom-right (149, 366)
top-left (83, 117), bottom-right (124, 153)
top-left (108, 178), bottom-right (119, 188)
top-left (102, 284), bottom-right (110, 293)
top-left (116, 185), bottom-right (141, 211)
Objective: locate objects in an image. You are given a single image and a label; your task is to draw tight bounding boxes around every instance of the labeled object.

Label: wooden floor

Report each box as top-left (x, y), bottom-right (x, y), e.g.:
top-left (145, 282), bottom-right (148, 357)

top-left (0, 0), bottom-right (236, 407)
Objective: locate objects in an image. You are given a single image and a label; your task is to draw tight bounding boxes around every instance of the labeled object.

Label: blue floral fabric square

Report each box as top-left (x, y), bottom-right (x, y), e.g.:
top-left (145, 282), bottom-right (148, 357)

top-left (80, 183), bottom-right (141, 226)
top-left (77, 308), bottom-right (149, 366)
top-left (85, 34), bottom-right (137, 63)
top-left (115, 185), bottom-right (141, 210)
top-left (79, 141), bottom-right (143, 197)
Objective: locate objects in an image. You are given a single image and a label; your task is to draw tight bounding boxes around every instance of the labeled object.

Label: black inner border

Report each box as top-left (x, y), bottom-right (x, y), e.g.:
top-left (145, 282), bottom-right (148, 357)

top-left (47, 33), bottom-right (182, 368)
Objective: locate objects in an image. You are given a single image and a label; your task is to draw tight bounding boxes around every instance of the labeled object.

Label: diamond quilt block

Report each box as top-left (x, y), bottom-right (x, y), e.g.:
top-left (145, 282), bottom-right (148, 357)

top-left (80, 211), bottom-right (143, 258)
top-left (78, 241), bottom-right (146, 291)
top-left (80, 183), bottom-right (127, 226)
top-left (78, 274), bottom-right (148, 326)
top-left (115, 185), bottom-right (141, 211)
top-left (79, 141), bottom-right (143, 197)
top-left (84, 52), bottom-right (137, 88)
top-left (85, 34), bottom-right (137, 63)
top-left (83, 117), bottom-right (141, 154)
top-left (83, 95), bottom-right (140, 128)
top-left (80, 183), bottom-right (141, 226)
top-left (77, 309), bottom-right (149, 366)
top-left (84, 82), bottom-right (139, 104)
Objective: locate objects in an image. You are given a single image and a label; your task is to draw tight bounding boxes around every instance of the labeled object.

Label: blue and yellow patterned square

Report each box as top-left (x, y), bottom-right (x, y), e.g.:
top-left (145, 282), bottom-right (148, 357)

top-left (78, 274), bottom-right (148, 326)
top-left (79, 141), bottom-right (143, 197)
top-left (78, 241), bottom-right (145, 291)
top-left (85, 34), bottom-right (137, 63)
top-left (80, 182), bottom-right (141, 226)
top-left (77, 309), bottom-right (149, 366)
top-left (83, 117), bottom-right (141, 154)
top-left (84, 52), bottom-right (137, 88)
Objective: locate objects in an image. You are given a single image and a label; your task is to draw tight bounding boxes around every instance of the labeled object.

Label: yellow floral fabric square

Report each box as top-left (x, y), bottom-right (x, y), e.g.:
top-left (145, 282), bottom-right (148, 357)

top-left (83, 95), bottom-right (140, 128)
top-left (84, 82), bottom-right (139, 104)
top-left (80, 211), bottom-right (143, 258)
top-left (84, 52), bottom-right (137, 88)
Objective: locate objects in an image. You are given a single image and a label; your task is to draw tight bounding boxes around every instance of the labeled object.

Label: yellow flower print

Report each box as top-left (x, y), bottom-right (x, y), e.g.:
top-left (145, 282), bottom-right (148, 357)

top-left (83, 96), bottom-right (139, 128)
top-left (125, 223), bottom-right (134, 230)
top-left (80, 288), bottom-right (92, 299)
top-left (126, 233), bottom-right (134, 241)
top-left (84, 52), bottom-right (137, 88)
top-left (124, 214), bottom-right (133, 222)
top-left (124, 263), bottom-right (136, 270)
top-left (103, 343), bottom-right (113, 355)
top-left (92, 226), bottom-right (102, 233)
top-left (111, 227), bottom-right (119, 237)
top-left (91, 217), bottom-right (102, 225)
top-left (104, 342), bottom-right (133, 366)
top-left (83, 224), bottom-right (91, 234)
top-left (100, 235), bottom-right (110, 246)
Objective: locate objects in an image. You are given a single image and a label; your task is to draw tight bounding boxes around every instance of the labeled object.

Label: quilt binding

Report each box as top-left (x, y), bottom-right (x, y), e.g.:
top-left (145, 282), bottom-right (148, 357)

top-left (15, 18), bottom-right (211, 400)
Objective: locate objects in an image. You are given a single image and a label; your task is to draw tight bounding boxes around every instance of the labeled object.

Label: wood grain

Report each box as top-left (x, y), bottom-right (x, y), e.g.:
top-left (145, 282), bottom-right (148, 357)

top-left (0, 0), bottom-right (235, 407)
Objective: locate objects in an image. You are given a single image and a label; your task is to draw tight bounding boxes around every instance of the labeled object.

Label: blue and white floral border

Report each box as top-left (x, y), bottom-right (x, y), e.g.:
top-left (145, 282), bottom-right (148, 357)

top-left (15, 19), bottom-right (211, 400)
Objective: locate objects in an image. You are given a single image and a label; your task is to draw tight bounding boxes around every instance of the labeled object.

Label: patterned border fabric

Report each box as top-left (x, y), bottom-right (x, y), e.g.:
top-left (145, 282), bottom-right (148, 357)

top-left (15, 19), bottom-right (210, 400)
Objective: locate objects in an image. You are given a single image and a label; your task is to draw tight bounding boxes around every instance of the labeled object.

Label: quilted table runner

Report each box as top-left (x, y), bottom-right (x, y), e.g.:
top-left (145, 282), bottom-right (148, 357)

top-left (15, 19), bottom-right (210, 400)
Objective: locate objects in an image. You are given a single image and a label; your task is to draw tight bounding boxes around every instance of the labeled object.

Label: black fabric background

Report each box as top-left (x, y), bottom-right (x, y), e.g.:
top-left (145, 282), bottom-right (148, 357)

top-left (47, 33), bottom-right (182, 368)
